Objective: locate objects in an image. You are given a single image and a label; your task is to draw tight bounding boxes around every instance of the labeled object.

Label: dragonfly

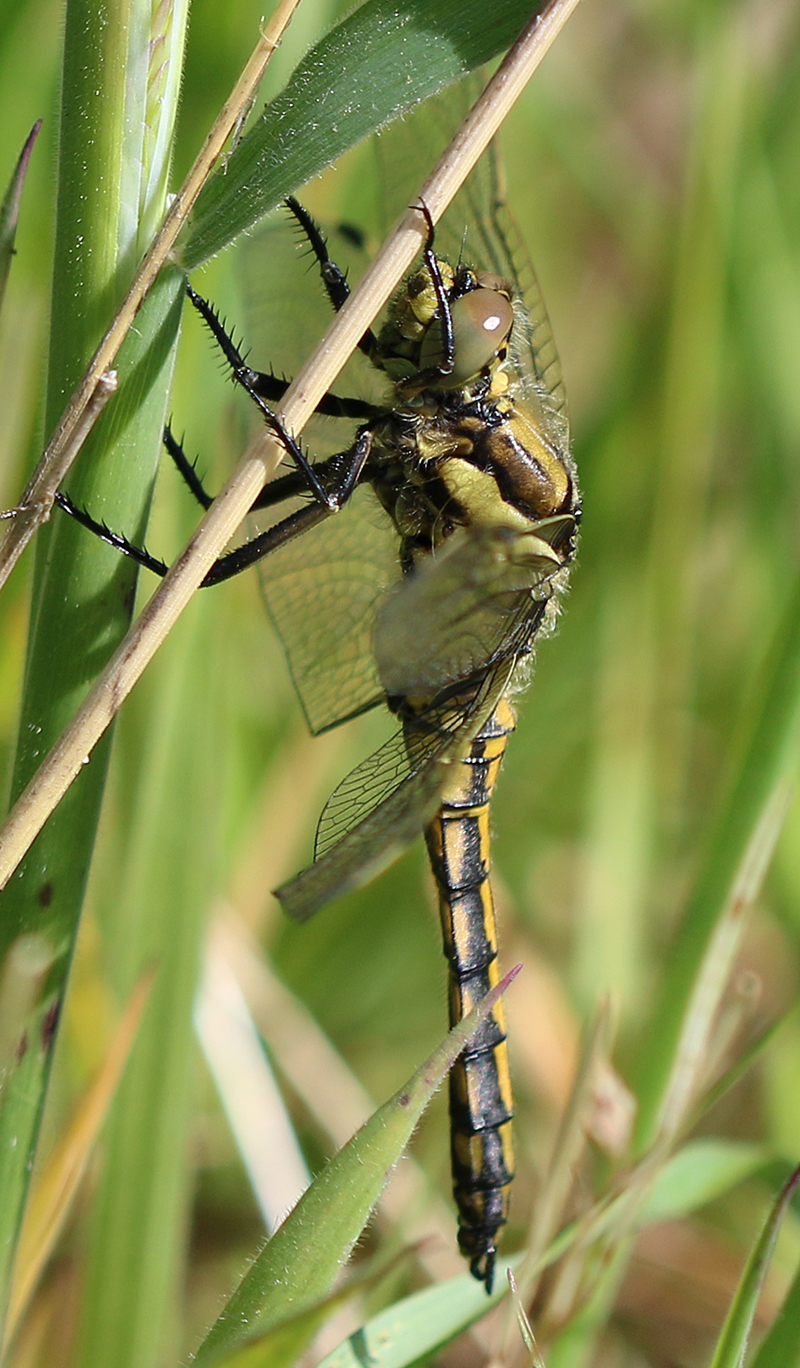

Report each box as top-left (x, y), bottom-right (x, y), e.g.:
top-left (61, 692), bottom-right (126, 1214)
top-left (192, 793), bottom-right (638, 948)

top-left (56, 140), bottom-right (579, 1292)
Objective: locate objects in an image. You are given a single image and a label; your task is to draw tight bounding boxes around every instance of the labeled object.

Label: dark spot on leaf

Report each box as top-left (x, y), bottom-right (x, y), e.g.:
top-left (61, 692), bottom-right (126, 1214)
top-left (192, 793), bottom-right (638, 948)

top-left (16, 1032), bottom-right (28, 1063)
top-left (41, 999), bottom-right (61, 1049)
top-left (37, 881), bottom-right (53, 907)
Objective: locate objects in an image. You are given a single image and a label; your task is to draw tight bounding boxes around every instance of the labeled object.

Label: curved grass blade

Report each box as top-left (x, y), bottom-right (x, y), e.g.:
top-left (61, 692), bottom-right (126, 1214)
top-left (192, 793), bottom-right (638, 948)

top-left (636, 565), bottom-right (800, 1148)
top-left (0, 121), bottom-right (40, 321)
top-left (1, 970), bottom-right (154, 1353)
top-left (192, 969), bottom-right (519, 1367)
top-left (182, 0), bottom-right (544, 268)
top-left (751, 1231), bottom-right (800, 1368)
top-left (709, 1164), bottom-right (800, 1368)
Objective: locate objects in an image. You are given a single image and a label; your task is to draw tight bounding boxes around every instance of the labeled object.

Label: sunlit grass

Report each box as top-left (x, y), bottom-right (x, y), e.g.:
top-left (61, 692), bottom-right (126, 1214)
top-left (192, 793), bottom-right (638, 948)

top-left (0, 0), bottom-right (799, 1364)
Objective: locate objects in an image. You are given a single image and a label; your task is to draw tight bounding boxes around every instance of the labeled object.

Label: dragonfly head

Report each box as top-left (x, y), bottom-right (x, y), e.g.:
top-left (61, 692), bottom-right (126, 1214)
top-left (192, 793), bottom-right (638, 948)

top-left (378, 260), bottom-right (515, 391)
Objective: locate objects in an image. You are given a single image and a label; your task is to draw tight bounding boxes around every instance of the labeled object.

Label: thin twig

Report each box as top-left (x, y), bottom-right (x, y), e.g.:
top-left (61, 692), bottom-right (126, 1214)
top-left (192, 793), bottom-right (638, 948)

top-left (0, 0), bottom-right (302, 592)
top-left (0, 0), bottom-right (582, 889)
top-left (0, 372), bottom-right (117, 526)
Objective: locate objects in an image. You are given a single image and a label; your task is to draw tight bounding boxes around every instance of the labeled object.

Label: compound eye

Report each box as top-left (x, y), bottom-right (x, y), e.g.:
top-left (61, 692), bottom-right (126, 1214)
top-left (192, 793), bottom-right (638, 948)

top-left (449, 289), bottom-right (514, 384)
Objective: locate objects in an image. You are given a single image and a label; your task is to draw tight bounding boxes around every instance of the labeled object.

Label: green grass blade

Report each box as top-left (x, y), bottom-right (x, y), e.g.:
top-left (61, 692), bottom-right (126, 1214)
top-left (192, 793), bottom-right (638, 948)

top-left (635, 565), bottom-right (800, 1148)
top-left (74, 603), bottom-right (225, 1368)
top-left (312, 1263), bottom-right (517, 1368)
top-left (639, 1140), bottom-right (770, 1226)
top-left (709, 1165), bottom-right (800, 1368)
top-left (0, 0), bottom-right (187, 1333)
top-left (751, 1240), bottom-right (800, 1368)
top-left (192, 970), bottom-right (517, 1367)
top-left (181, 0), bottom-right (540, 269)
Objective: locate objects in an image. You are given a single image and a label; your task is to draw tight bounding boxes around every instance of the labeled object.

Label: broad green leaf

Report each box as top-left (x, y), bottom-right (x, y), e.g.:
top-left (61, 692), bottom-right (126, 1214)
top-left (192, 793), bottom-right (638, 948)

top-left (201, 1253), bottom-right (417, 1368)
top-left (0, 0), bottom-right (187, 1320)
top-left (641, 1140), bottom-right (770, 1226)
top-left (181, 0), bottom-right (540, 268)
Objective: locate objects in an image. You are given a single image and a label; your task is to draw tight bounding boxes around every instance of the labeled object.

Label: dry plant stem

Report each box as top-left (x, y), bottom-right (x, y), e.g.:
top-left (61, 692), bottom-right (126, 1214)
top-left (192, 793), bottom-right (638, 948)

top-left (0, 372), bottom-right (117, 524)
top-left (0, 0), bottom-right (582, 888)
top-left (0, 0), bottom-right (302, 592)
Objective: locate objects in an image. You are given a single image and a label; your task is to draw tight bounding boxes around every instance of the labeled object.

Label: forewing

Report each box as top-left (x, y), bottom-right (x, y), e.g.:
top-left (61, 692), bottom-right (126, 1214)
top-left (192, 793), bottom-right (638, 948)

top-left (254, 485), bottom-right (401, 734)
top-left (237, 214), bottom-right (404, 734)
top-left (240, 211), bottom-right (387, 442)
top-left (373, 523), bottom-right (565, 695)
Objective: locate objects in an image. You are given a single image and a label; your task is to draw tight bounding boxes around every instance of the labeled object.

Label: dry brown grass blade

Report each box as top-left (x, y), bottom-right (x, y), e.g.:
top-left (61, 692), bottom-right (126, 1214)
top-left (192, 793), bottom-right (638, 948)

top-left (2, 968), bottom-right (155, 1350)
top-left (0, 0), bottom-right (582, 891)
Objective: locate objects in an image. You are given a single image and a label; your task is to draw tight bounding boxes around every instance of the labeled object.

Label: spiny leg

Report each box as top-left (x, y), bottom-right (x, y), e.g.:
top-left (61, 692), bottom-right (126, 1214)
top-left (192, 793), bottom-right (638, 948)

top-left (407, 201), bottom-right (456, 389)
top-left (285, 196), bottom-right (380, 362)
top-left (58, 195), bottom-right (388, 582)
top-left (185, 284), bottom-right (337, 511)
top-left (185, 283), bottom-right (377, 422)
top-left (58, 417), bottom-right (375, 586)
top-left (55, 487), bottom-right (333, 587)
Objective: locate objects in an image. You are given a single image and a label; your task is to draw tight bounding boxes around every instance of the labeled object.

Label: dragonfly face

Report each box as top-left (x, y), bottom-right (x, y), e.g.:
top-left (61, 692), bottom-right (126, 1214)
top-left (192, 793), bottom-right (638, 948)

top-left (56, 184), bottom-right (579, 1294)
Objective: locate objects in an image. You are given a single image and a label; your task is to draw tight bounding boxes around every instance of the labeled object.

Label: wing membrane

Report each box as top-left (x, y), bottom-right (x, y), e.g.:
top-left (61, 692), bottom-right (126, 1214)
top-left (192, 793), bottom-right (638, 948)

top-left (254, 485), bottom-right (400, 734)
top-left (276, 659), bottom-right (515, 921)
top-left (374, 523), bottom-right (565, 695)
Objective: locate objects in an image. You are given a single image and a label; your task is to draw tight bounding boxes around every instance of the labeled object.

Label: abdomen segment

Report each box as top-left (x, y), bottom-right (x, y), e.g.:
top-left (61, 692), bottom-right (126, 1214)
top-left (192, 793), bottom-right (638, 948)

top-left (424, 697), bottom-right (516, 1292)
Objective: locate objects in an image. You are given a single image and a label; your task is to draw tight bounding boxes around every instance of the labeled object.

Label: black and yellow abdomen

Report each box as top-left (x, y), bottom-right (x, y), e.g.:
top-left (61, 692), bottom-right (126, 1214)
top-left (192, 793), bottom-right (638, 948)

top-left (424, 696), bottom-right (516, 1292)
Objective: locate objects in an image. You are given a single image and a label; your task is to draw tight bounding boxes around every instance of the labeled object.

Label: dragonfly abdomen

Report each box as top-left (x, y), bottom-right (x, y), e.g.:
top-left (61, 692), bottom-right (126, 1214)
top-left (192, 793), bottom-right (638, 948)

top-left (424, 696), bottom-right (516, 1292)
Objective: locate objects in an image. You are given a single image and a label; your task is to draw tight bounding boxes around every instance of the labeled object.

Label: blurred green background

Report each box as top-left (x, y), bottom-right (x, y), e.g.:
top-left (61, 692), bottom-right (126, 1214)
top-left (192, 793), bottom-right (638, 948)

top-left (1, 0), bottom-right (800, 1363)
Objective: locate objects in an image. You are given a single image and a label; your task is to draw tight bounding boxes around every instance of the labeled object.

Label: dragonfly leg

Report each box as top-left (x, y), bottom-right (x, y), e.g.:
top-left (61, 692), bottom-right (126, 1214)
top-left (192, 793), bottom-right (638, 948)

top-left (418, 201), bottom-right (455, 372)
top-left (163, 423), bottom-right (213, 509)
top-left (285, 196), bottom-right (380, 361)
top-left (54, 487), bottom-right (333, 587)
top-left (185, 284), bottom-right (341, 511)
top-left (399, 202), bottom-right (456, 391)
top-left (162, 422), bottom-right (312, 513)
top-left (54, 492), bottom-right (170, 578)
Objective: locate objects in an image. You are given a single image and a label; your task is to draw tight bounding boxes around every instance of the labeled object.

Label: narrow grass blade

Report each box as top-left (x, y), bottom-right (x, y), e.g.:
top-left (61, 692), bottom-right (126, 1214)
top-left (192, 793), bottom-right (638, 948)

top-left (751, 1243), bottom-right (800, 1368)
top-left (639, 1140), bottom-right (770, 1226)
top-left (2, 969), bottom-right (153, 1351)
top-left (709, 1165), bottom-right (800, 1368)
top-left (636, 566), bottom-right (800, 1148)
top-left (311, 1262), bottom-right (519, 1368)
top-left (74, 603), bottom-right (224, 1368)
top-left (192, 969), bottom-right (519, 1367)
top-left (0, 122), bottom-right (41, 320)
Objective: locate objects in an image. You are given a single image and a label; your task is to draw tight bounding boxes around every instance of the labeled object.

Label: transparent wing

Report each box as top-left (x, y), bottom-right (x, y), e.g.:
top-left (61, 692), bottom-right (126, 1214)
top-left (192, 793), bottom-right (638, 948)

top-left (239, 215), bottom-right (400, 734)
top-left (374, 71), bottom-right (569, 448)
top-left (373, 522), bottom-right (567, 696)
top-left (253, 484), bottom-right (401, 734)
top-left (239, 210), bottom-right (388, 438)
top-left (277, 516), bottom-right (575, 921)
top-left (276, 659), bottom-right (515, 922)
